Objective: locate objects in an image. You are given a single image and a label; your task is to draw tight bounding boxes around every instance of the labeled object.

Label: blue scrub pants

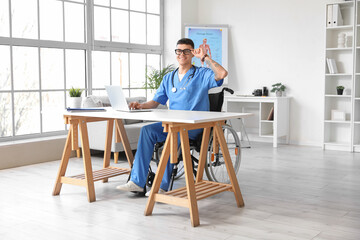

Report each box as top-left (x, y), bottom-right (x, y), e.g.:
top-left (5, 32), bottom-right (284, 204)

top-left (130, 122), bottom-right (202, 191)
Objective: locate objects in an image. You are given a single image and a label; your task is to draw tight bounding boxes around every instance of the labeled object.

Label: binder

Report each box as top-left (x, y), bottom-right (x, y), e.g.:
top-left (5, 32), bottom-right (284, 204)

top-left (326, 58), bottom-right (334, 74)
top-left (330, 59), bottom-right (338, 74)
top-left (333, 4), bottom-right (343, 26)
top-left (327, 5), bottom-right (333, 27)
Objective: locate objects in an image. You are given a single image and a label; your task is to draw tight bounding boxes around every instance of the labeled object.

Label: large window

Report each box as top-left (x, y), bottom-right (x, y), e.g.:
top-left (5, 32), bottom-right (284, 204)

top-left (0, 0), bottom-right (163, 141)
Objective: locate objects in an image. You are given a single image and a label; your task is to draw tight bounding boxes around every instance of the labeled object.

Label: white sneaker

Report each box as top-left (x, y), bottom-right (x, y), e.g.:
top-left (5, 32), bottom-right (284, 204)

top-left (116, 181), bottom-right (143, 192)
top-left (145, 188), bottom-right (166, 197)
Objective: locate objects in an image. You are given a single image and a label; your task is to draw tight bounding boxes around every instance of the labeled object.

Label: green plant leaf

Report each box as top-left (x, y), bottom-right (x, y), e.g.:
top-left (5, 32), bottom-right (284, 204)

top-left (144, 64), bottom-right (175, 90)
top-left (69, 87), bottom-right (83, 97)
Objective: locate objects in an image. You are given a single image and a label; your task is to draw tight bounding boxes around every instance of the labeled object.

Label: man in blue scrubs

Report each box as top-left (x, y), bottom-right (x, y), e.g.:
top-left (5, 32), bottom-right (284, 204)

top-left (116, 38), bottom-right (228, 194)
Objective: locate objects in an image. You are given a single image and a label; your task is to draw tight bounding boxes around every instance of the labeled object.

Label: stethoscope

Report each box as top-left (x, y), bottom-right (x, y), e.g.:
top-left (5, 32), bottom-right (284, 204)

top-left (171, 66), bottom-right (196, 93)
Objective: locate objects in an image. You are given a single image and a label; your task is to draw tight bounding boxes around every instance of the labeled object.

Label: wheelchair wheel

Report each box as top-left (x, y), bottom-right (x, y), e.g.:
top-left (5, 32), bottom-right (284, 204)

top-left (205, 124), bottom-right (241, 183)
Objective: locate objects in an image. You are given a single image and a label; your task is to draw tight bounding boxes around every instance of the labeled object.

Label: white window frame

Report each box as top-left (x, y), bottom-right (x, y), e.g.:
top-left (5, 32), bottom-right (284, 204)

top-left (0, 0), bottom-right (164, 142)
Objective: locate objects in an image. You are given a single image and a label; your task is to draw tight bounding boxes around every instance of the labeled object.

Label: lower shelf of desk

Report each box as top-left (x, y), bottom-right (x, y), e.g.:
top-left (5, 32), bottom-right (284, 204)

top-left (154, 181), bottom-right (233, 208)
top-left (60, 167), bottom-right (131, 186)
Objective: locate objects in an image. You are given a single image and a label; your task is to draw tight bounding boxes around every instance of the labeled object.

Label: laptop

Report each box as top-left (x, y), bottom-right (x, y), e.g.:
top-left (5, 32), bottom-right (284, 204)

top-left (105, 85), bottom-right (152, 112)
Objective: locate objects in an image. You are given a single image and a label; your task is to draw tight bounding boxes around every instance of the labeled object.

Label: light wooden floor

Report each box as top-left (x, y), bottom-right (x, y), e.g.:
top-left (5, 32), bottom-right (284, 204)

top-left (1, 142), bottom-right (360, 240)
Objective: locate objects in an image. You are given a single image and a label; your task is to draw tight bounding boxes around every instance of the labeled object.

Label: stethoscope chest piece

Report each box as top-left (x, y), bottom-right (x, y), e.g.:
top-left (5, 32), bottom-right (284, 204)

top-left (171, 66), bottom-right (196, 93)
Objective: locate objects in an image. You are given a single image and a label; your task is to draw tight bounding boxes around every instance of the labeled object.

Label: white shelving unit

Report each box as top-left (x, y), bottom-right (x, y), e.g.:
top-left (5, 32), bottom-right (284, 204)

top-left (324, 1), bottom-right (360, 152)
top-left (224, 96), bottom-right (290, 147)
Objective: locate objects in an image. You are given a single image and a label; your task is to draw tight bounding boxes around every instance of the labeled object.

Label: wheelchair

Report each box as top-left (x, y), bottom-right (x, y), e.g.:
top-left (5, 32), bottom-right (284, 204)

top-left (146, 87), bottom-right (242, 191)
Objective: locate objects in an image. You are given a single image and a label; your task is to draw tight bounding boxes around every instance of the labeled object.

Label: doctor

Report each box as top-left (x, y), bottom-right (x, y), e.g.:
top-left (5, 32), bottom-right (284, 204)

top-left (116, 38), bottom-right (228, 194)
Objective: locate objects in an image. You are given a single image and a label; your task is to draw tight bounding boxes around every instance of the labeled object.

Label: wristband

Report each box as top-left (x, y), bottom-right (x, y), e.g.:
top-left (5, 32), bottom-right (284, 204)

top-left (201, 54), bottom-right (208, 62)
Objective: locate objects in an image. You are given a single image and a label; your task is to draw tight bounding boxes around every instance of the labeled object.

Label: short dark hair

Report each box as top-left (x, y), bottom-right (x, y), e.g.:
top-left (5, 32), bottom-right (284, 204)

top-left (176, 38), bottom-right (194, 49)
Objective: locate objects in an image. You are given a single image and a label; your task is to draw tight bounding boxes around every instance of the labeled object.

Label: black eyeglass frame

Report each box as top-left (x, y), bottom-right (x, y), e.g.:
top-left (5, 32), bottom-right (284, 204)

top-left (174, 49), bottom-right (193, 55)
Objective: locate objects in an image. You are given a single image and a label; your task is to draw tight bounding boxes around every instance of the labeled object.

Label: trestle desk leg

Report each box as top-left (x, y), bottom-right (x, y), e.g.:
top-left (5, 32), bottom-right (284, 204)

top-left (53, 127), bottom-right (73, 196)
top-left (79, 120), bottom-right (96, 202)
top-left (145, 135), bottom-right (171, 216)
top-left (180, 128), bottom-right (200, 227)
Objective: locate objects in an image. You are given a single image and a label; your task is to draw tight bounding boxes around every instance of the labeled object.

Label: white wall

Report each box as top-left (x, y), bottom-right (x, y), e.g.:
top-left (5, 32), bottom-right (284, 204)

top-left (166, 0), bottom-right (338, 146)
top-left (0, 137), bottom-right (70, 169)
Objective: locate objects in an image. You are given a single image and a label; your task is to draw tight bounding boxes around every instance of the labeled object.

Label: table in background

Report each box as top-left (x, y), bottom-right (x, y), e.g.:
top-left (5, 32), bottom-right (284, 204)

top-left (224, 96), bottom-right (290, 147)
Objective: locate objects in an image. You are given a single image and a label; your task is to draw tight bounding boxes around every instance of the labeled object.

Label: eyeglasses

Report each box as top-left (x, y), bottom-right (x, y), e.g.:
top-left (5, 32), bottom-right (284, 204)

top-left (175, 49), bottom-right (192, 55)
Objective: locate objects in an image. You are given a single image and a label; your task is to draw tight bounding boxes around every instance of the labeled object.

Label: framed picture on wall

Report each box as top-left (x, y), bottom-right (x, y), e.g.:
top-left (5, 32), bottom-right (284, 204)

top-left (185, 24), bottom-right (228, 84)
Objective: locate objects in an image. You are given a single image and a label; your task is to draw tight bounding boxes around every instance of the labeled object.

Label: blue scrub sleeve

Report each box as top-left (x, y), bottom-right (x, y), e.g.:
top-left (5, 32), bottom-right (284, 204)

top-left (152, 76), bottom-right (169, 105)
top-left (201, 68), bottom-right (224, 89)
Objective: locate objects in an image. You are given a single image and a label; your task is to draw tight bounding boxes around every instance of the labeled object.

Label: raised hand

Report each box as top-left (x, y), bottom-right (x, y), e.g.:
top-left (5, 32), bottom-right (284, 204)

top-left (191, 48), bottom-right (205, 59)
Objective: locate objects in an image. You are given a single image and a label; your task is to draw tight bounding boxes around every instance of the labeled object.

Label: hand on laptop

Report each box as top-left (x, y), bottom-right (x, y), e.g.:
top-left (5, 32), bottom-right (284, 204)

top-left (129, 101), bottom-right (142, 110)
top-left (129, 100), bottom-right (160, 110)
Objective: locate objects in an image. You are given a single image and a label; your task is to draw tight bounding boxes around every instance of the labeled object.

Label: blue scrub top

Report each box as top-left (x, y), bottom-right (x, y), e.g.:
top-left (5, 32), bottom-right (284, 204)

top-left (153, 66), bottom-right (223, 111)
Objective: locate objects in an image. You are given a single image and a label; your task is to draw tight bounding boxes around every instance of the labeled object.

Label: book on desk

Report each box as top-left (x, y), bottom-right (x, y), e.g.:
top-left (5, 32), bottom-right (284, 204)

top-left (66, 107), bottom-right (106, 112)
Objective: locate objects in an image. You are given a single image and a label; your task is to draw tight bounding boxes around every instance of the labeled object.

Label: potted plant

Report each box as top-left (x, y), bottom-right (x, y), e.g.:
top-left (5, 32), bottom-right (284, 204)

top-left (68, 87), bottom-right (83, 108)
top-left (336, 85), bottom-right (344, 95)
top-left (271, 83), bottom-right (286, 97)
top-left (144, 64), bottom-right (175, 91)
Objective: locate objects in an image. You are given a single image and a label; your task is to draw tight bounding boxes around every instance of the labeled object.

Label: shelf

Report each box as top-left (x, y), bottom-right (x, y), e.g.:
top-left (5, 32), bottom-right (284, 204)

top-left (324, 120), bottom-right (351, 124)
top-left (355, 98), bottom-right (360, 100)
top-left (327, 25), bottom-right (353, 30)
top-left (260, 120), bottom-right (273, 123)
top-left (355, 121), bottom-right (360, 124)
top-left (325, 73), bottom-right (352, 76)
top-left (326, 47), bottom-right (352, 51)
top-left (325, 95), bottom-right (351, 98)
top-left (259, 134), bottom-right (273, 138)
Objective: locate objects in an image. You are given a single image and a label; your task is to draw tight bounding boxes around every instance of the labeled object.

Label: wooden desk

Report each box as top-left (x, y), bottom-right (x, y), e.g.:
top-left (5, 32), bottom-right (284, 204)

top-left (52, 108), bottom-right (251, 227)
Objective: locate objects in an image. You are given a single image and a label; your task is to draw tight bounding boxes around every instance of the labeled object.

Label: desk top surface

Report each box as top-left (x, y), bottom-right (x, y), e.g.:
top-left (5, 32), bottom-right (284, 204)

top-left (64, 108), bottom-right (252, 124)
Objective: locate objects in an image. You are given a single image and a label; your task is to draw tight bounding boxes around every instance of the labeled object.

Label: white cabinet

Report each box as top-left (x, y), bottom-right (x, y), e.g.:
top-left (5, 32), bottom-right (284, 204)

top-left (224, 96), bottom-right (290, 147)
top-left (324, 1), bottom-right (360, 152)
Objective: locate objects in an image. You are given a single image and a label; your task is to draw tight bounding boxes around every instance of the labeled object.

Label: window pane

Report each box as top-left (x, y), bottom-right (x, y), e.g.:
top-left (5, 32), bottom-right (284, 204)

top-left (130, 12), bottom-right (145, 44)
top-left (11, 0), bottom-right (38, 39)
top-left (14, 92), bottom-right (40, 135)
top-left (130, 0), bottom-right (145, 12)
top-left (91, 89), bottom-right (107, 96)
top-left (147, 0), bottom-right (160, 14)
top-left (92, 51), bottom-right (110, 88)
top-left (0, 93), bottom-right (12, 137)
top-left (39, 0), bottom-right (63, 41)
top-left (13, 46), bottom-right (39, 90)
top-left (130, 89), bottom-right (146, 98)
top-left (130, 53), bottom-right (145, 88)
top-left (94, 7), bottom-right (110, 41)
top-left (147, 14), bottom-right (160, 45)
top-left (112, 52), bottom-right (129, 88)
top-left (0, 0), bottom-right (9, 37)
top-left (0, 46), bottom-right (11, 90)
top-left (112, 0), bottom-right (128, 9)
top-left (65, 2), bottom-right (85, 43)
top-left (147, 89), bottom-right (157, 101)
top-left (41, 48), bottom-right (64, 90)
top-left (147, 53), bottom-right (160, 71)
top-left (94, 0), bottom-right (109, 6)
top-left (112, 9), bottom-right (129, 43)
top-left (66, 49), bottom-right (85, 89)
top-left (42, 91), bottom-right (65, 132)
